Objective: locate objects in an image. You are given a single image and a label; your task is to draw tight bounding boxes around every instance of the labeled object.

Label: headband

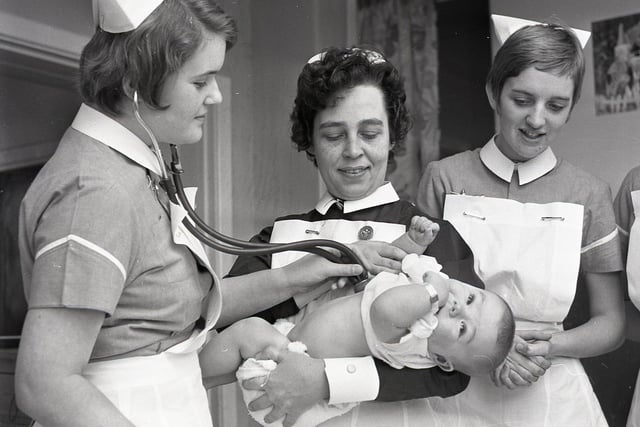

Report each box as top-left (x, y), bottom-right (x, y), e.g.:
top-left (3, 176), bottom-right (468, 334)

top-left (306, 47), bottom-right (386, 65)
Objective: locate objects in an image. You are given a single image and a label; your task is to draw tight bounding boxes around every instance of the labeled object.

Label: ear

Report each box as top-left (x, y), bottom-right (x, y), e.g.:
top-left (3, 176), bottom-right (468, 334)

top-left (433, 353), bottom-right (455, 372)
top-left (485, 83), bottom-right (498, 111)
top-left (122, 76), bottom-right (135, 99)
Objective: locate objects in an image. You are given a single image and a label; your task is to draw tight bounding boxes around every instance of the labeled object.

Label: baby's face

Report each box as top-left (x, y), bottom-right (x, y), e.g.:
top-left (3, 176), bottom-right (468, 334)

top-left (428, 278), bottom-right (506, 375)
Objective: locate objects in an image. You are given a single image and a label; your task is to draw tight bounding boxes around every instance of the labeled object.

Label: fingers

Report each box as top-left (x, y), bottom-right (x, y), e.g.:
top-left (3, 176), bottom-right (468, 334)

top-left (517, 329), bottom-right (552, 342)
top-left (283, 413), bottom-right (303, 427)
top-left (263, 406), bottom-right (286, 425)
top-left (247, 392), bottom-right (273, 412)
top-left (243, 376), bottom-right (269, 391)
top-left (507, 351), bottom-right (548, 379)
top-left (515, 340), bottom-right (551, 359)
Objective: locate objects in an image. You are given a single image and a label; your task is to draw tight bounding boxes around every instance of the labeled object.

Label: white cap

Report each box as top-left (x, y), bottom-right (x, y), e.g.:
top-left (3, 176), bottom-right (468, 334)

top-left (491, 14), bottom-right (591, 49)
top-left (93, 0), bottom-right (165, 33)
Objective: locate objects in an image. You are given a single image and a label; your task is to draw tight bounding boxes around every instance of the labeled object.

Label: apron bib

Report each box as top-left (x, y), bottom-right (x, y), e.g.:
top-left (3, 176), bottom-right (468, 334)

top-left (443, 194), bottom-right (583, 323)
top-left (626, 190), bottom-right (640, 427)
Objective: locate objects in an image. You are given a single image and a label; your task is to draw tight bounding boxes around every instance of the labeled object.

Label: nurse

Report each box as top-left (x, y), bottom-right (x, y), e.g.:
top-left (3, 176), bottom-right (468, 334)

top-left (614, 166), bottom-right (640, 427)
top-left (416, 15), bottom-right (625, 426)
top-left (13, 1), bottom-right (353, 426)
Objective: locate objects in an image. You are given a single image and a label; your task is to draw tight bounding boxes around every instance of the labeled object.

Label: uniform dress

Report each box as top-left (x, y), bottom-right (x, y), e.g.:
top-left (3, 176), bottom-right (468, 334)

top-left (19, 104), bottom-right (221, 426)
top-left (614, 166), bottom-right (640, 427)
top-left (416, 137), bottom-right (622, 426)
top-left (227, 183), bottom-right (480, 426)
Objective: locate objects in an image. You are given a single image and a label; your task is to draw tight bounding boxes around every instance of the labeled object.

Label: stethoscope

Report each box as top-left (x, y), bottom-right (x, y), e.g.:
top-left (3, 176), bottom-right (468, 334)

top-left (133, 92), bottom-right (369, 283)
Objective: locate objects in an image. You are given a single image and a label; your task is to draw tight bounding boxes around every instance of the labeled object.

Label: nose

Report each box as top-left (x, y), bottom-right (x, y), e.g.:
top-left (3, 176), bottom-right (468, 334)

top-left (204, 80), bottom-right (223, 105)
top-left (342, 133), bottom-right (363, 158)
top-left (449, 299), bottom-right (461, 317)
top-left (525, 104), bottom-right (545, 128)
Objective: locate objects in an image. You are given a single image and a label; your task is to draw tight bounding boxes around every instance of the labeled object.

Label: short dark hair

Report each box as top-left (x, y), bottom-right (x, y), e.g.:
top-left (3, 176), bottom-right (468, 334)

top-left (79, 0), bottom-right (237, 115)
top-left (489, 298), bottom-right (515, 372)
top-left (487, 22), bottom-right (585, 108)
top-left (290, 46), bottom-right (412, 167)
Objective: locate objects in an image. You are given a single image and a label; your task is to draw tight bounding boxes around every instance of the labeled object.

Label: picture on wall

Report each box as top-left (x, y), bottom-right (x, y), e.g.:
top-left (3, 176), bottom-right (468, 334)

top-left (592, 11), bottom-right (640, 115)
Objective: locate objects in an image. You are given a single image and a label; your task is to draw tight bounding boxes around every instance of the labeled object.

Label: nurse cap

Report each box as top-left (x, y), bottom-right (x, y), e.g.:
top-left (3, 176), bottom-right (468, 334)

top-left (93, 0), bottom-right (165, 33)
top-left (491, 14), bottom-right (591, 49)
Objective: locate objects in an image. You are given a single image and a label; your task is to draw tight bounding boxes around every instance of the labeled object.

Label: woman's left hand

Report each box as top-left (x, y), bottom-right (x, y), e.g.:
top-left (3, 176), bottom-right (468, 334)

top-left (491, 331), bottom-right (552, 389)
top-left (348, 240), bottom-right (407, 275)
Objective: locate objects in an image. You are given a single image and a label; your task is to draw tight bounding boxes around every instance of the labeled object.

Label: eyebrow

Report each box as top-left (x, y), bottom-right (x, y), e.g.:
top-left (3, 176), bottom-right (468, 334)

top-left (318, 118), bottom-right (385, 129)
top-left (193, 70), bottom-right (218, 79)
top-left (511, 89), bottom-right (571, 102)
top-left (466, 291), bottom-right (484, 343)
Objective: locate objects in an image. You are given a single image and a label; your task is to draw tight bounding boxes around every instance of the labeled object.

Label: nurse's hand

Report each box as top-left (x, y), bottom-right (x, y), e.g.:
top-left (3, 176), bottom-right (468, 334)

top-left (283, 253), bottom-right (364, 294)
top-left (491, 331), bottom-right (552, 389)
top-left (243, 349), bottom-right (328, 427)
top-left (348, 240), bottom-right (407, 275)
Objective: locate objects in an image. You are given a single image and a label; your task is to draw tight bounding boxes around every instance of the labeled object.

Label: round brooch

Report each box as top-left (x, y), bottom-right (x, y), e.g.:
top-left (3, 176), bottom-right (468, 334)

top-left (358, 225), bottom-right (374, 240)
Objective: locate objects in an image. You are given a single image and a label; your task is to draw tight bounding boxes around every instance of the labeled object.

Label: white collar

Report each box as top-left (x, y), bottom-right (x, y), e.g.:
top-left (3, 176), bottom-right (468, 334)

top-left (71, 103), bottom-right (164, 176)
top-left (315, 182), bottom-right (400, 214)
top-left (479, 136), bottom-right (557, 185)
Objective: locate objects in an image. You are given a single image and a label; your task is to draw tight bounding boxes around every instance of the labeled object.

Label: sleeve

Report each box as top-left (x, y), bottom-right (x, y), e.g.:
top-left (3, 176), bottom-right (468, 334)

top-left (374, 359), bottom-right (470, 401)
top-left (416, 161), bottom-right (447, 219)
top-left (614, 168), bottom-right (638, 258)
top-left (424, 219), bottom-right (484, 289)
top-left (580, 178), bottom-right (624, 273)
top-left (25, 176), bottom-right (135, 315)
top-left (324, 357), bottom-right (380, 404)
top-left (224, 226), bottom-right (299, 323)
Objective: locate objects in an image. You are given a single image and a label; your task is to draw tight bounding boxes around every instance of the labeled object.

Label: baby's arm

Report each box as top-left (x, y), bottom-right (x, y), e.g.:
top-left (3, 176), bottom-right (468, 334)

top-left (392, 216), bottom-right (440, 255)
top-left (200, 317), bottom-right (290, 388)
top-left (370, 274), bottom-right (448, 343)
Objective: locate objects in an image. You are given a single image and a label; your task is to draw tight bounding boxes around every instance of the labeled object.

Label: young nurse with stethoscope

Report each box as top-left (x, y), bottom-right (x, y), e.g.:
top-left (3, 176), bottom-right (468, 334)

top-left (14, 1), bottom-right (362, 426)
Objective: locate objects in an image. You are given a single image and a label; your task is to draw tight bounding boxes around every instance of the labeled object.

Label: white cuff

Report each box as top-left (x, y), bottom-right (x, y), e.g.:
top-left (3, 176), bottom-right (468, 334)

top-left (324, 357), bottom-right (379, 404)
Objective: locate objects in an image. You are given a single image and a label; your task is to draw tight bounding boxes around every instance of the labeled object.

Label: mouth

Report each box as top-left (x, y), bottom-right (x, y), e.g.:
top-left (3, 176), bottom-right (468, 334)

top-left (519, 128), bottom-right (545, 141)
top-left (339, 166), bottom-right (369, 177)
top-left (195, 114), bottom-right (206, 121)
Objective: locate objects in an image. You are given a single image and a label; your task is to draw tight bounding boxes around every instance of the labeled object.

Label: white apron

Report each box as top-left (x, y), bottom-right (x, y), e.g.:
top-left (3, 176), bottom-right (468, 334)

top-left (398, 193), bottom-right (605, 427)
top-left (626, 190), bottom-right (640, 427)
top-left (33, 189), bottom-right (220, 427)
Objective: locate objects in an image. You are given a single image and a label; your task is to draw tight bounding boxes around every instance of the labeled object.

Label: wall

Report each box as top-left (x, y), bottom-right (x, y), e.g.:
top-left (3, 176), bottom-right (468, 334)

top-left (220, 0), bottom-right (349, 247)
top-left (490, 0), bottom-right (640, 194)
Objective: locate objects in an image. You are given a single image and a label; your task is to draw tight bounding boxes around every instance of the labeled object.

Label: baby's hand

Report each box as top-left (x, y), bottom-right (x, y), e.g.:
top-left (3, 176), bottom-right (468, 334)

top-left (408, 216), bottom-right (440, 247)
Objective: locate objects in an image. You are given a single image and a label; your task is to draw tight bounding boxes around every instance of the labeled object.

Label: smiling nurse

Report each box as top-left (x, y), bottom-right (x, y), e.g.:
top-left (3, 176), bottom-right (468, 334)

top-left (417, 15), bottom-right (625, 426)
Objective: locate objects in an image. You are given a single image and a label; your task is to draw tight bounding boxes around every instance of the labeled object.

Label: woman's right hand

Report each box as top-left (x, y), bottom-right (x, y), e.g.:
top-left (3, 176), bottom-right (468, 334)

top-left (491, 330), bottom-right (552, 389)
top-left (243, 349), bottom-right (329, 427)
top-left (281, 253), bottom-right (364, 294)
top-left (348, 240), bottom-right (407, 275)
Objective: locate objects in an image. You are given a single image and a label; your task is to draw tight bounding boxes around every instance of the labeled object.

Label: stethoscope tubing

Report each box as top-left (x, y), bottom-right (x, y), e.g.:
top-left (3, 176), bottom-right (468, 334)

top-left (169, 145), bottom-right (369, 281)
top-left (132, 91), bottom-right (368, 282)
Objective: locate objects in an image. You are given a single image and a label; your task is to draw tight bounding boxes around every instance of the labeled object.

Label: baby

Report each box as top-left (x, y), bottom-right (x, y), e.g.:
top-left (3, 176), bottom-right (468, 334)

top-left (199, 216), bottom-right (515, 425)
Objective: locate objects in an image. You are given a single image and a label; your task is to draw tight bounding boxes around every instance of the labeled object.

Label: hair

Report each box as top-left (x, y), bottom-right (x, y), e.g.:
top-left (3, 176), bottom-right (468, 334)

top-left (486, 22), bottom-right (585, 108)
top-left (290, 46), bottom-right (412, 167)
top-left (464, 296), bottom-right (515, 376)
top-left (79, 0), bottom-right (237, 115)
top-left (491, 298), bottom-right (516, 369)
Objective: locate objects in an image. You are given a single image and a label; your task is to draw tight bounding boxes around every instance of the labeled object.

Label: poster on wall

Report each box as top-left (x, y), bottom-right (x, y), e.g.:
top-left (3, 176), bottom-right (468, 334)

top-left (592, 12), bottom-right (640, 115)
